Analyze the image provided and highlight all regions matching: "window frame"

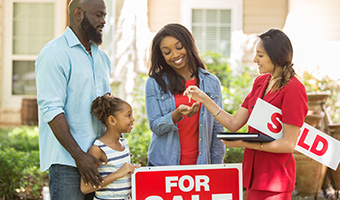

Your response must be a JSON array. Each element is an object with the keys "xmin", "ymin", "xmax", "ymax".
[
  {"xmin": 180, "ymin": 0, "xmax": 243, "ymax": 56},
  {"xmin": 2, "ymin": 0, "xmax": 67, "ymax": 108}
]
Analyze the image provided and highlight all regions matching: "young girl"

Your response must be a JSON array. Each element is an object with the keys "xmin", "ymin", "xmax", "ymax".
[{"xmin": 81, "ymin": 93, "xmax": 140, "ymax": 200}]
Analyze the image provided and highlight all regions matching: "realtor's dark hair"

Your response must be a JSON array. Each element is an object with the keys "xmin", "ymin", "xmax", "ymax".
[{"xmin": 259, "ymin": 29, "xmax": 295, "ymax": 91}]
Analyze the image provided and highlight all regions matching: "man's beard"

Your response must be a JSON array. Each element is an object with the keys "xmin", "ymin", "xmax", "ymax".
[{"xmin": 81, "ymin": 13, "xmax": 103, "ymax": 45}]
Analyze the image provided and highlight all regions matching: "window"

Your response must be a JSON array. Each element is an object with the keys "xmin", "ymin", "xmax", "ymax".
[
  {"xmin": 12, "ymin": 2, "xmax": 54, "ymax": 95},
  {"xmin": 192, "ymin": 9, "xmax": 232, "ymax": 57},
  {"xmin": 2, "ymin": 0, "xmax": 67, "ymax": 107},
  {"xmin": 181, "ymin": 0, "xmax": 242, "ymax": 58}
]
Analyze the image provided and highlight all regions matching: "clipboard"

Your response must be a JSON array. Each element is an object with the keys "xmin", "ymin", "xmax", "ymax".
[{"xmin": 217, "ymin": 132, "xmax": 275, "ymax": 142}]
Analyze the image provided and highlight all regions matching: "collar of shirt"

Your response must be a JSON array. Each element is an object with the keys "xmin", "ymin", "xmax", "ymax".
[{"xmin": 64, "ymin": 26, "xmax": 98, "ymax": 55}]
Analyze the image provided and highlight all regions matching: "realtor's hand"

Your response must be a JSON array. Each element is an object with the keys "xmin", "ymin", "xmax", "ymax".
[{"xmin": 183, "ymin": 86, "xmax": 209, "ymax": 104}]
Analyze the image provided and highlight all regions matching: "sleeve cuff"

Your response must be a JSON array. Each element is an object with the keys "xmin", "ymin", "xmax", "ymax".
[{"xmin": 41, "ymin": 107, "xmax": 65, "ymax": 123}]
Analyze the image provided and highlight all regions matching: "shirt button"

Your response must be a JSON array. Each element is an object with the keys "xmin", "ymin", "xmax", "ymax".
[
  {"xmin": 199, "ymin": 152, "xmax": 202, "ymax": 155},
  {"xmin": 200, "ymin": 124, "xmax": 203, "ymax": 127},
  {"xmin": 201, "ymin": 111, "xmax": 204, "ymax": 114}
]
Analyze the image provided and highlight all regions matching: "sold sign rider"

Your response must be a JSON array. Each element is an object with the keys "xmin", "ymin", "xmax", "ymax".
[{"xmin": 248, "ymin": 98, "xmax": 340, "ymax": 170}]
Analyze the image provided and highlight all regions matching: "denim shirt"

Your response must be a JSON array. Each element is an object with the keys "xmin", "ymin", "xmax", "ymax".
[
  {"xmin": 145, "ymin": 68, "xmax": 225, "ymax": 166},
  {"xmin": 35, "ymin": 27, "xmax": 111, "ymax": 171}
]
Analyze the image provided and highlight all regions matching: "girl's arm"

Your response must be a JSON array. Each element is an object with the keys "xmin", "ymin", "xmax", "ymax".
[
  {"xmin": 184, "ymin": 86, "xmax": 249, "ymax": 132},
  {"xmin": 80, "ymin": 146, "xmax": 135, "ymax": 194}
]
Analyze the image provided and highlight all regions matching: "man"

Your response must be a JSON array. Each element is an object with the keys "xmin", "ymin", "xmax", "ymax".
[{"xmin": 35, "ymin": 0, "xmax": 110, "ymax": 199}]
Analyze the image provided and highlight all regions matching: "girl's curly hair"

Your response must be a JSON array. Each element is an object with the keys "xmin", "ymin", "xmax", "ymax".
[{"xmin": 90, "ymin": 93, "xmax": 126, "ymax": 126}]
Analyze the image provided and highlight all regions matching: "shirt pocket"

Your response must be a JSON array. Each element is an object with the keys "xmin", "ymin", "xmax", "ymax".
[
  {"xmin": 206, "ymin": 92, "xmax": 218, "ymax": 102},
  {"xmin": 157, "ymin": 93, "xmax": 173, "ymax": 115}
]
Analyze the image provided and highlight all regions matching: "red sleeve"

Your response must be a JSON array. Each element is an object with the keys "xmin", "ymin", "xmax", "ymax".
[{"xmin": 281, "ymin": 77, "xmax": 308, "ymax": 127}]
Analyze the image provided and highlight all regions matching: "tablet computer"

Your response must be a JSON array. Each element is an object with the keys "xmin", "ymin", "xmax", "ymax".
[{"xmin": 217, "ymin": 132, "xmax": 275, "ymax": 142}]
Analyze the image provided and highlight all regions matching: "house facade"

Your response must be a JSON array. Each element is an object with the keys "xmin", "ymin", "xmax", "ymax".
[{"xmin": 0, "ymin": 0, "xmax": 339, "ymax": 125}]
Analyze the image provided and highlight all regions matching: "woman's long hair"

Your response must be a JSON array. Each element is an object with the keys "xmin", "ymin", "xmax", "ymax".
[
  {"xmin": 259, "ymin": 29, "xmax": 295, "ymax": 91},
  {"xmin": 148, "ymin": 23, "xmax": 206, "ymax": 94}
]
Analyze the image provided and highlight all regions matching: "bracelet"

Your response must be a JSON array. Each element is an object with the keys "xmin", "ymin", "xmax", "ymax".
[
  {"xmin": 213, "ymin": 108, "xmax": 222, "ymax": 117},
  {"xmin": 260, "ymin": 142, "xmax": 263, "ymax": 151}
]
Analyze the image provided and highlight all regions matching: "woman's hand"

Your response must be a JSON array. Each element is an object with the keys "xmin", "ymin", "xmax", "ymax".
[
  {"xmin": 183, "ymin": 86, "xmax": 208, "ymax": 104},
  {"xmin": 178, "ymin": 102, "xmax": 200, "ymax": 118}
]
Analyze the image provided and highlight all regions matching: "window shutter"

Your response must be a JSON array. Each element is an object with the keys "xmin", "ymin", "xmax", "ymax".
[{"xmin": 192, "ymin": 9, "xmax": 231, "ymax": 57}]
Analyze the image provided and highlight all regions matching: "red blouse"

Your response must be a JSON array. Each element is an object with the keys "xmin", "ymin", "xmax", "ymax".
[
  {"xmin": 174, "ymin": 79, "xmax": 201, "ymax": 165},
  {"xmin": 241, "ymin": 73, "xmax": 308, "ymax": 192}
]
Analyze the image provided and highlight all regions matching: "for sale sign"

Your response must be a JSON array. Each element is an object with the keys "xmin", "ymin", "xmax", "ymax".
[
  {"xmin": 248, "ymin": 98, "xmax": 340, "ymax": 170},
  {"xmin": 132, "ymin": 164, "xmax": 242, "ymax": 200}
]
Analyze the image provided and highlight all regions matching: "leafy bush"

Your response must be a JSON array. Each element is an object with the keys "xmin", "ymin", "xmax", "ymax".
[
  {"xmin": 224, "ymin": 147, "xmax": 244, "ymax": 163},
  {"xmin": 0, "ymin": 126, "xmax": 47, "ymax": 200},
  {"xmin": 8, "ymin": 126, "xmax": 39, "ymax": 152},
  {"xmin": 300, "ymin": 70, "xmax": 340, "ymax": 123},
  {"xmin": 0, "ymin": 147, "xmax": 26, "ymax": 199}
]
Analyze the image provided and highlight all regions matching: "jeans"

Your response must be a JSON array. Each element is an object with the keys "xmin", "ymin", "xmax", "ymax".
[{"xmin": 49, "ymin": 164, "xmax": 85, "ymax": 200}]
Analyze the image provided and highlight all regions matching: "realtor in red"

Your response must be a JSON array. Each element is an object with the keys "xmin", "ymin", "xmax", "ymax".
[{"xmin": 184, "ymin": 29, "xmax": 308, "ymax": 199}]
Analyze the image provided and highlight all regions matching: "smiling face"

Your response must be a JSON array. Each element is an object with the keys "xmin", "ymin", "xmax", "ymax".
[
  {"xmin": 159, "ymin": 36, "xmax": 190, "ymax": 75},
  {"xmin": 253, "ymin": 40, "xmax": 275, "ymax": 75},
  {"xmin": 113, "ymin": 103, "xmax": 134, "ymax": 134}
]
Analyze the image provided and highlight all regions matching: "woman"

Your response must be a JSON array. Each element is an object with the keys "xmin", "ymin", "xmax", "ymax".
[
  {"xmin": 145, "ymin": 23, "xmax": 225, "ymax": 166},
  {"xmin": 184, "ymin": 29, "xmax": 308, "ymax": 199}
]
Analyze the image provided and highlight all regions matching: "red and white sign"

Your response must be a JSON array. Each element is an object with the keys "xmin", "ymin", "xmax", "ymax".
[
  {"xmin": 248, "ymin": 98, "xmax": 340, "ymax": 170},
  {"xmin": 132, "ymin": 164, "xmax": 242, "ymax": 200}
]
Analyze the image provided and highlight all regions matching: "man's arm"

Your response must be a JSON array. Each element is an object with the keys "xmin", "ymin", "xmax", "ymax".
[{"xmin": 48, "ymin": 113, "xmax": 105, "ymax": 187}]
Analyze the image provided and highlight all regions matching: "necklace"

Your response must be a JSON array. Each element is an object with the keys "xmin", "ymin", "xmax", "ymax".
[{"xmin": 86, "ymin": 49, "xmax": 91, "ymax": 53}]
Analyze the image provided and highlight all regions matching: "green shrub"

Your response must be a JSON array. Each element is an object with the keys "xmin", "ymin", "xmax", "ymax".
[
  {"xmin": 0, "ymin": 126, "xmax": 47, "ymax": 200},
  {"xmin": 0, "ymin": 147, "xmax": 26, "ymax": 199},
  {"xmin": 224, "ymin": 147, "xmax": 244, "ymax": 163},
  {"xmin": 8, "ymin": 126, "xmax": 39, "ymax": 152}
]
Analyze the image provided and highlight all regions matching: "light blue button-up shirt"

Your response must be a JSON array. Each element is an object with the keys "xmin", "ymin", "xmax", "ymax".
[
  {"xmin": 35, "ymin": 27, "xmax": 111, "ymax": 171},
  {"xmin": 145, "ymin": 68, "xmax": 226, "ymax": 166}
]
